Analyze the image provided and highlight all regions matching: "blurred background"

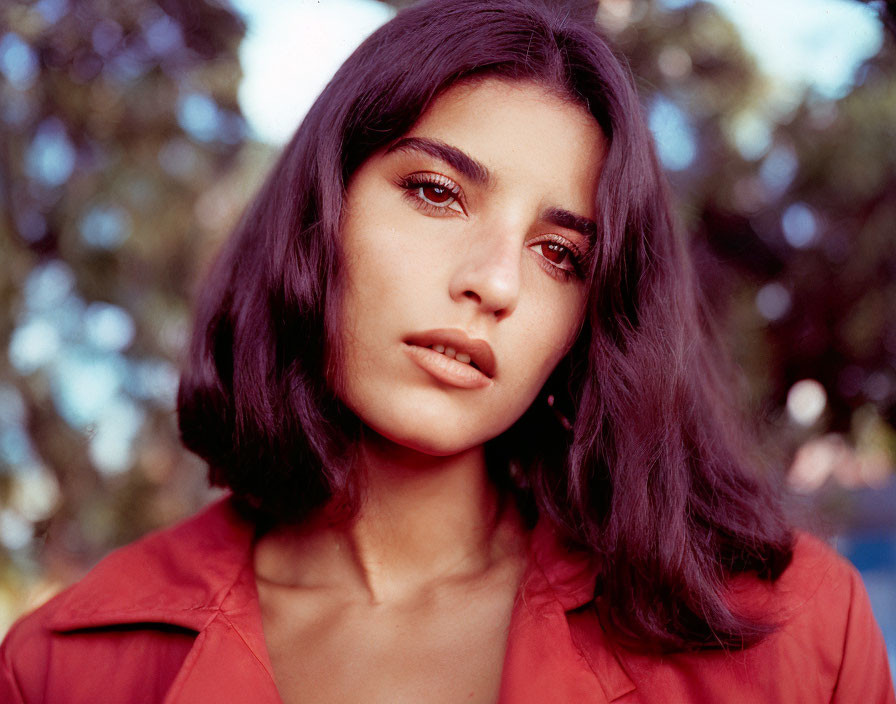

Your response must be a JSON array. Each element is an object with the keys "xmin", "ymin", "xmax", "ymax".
[{"xmin": 0, "ymin": 0, "xmax": 894, "ymax": 671}]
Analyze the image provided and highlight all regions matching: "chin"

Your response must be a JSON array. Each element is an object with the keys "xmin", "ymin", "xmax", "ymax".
[
  {"xmin": 364, "ymin": 416, "xmax": 496, "ymax": 457},
  {"xmin": 382, "ymin": 428, "xmax": 479, "ymax": 457}
]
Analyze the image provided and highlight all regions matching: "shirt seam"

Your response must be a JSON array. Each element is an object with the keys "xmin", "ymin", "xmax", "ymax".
[
  {"xmin": 827, "ymin": 563, "xmax": 857, "ymax": 703},
  {"xmin": 1, "ymin": 651, "xmax": 27, "ymax": 704}
]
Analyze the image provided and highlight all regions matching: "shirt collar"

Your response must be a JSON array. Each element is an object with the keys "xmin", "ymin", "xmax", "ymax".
[
  {"xmin": 46, "ymin": 497, "xmax": 602, "ymax": 629},
  {"xmin": 498, "ymin": 519, "xmax": 635, "ymax": 703},
  {"xmin": 46, "ymin": 496, "xmax": 634, "ymax": 703},
  {"xmin": 46, "ymin": 495, "xmax": 256, "ymax": 633}
]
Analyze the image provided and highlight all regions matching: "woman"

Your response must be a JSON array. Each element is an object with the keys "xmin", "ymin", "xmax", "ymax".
[{"xmin": 2, "ymin": 1, "xmax": 893, "ymax": 702}]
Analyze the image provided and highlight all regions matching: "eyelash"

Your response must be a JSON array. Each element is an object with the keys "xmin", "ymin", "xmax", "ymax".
[
  {"xmin": 396, "ymin": 172, "xmax": 586, "ymax": 283},
  {"xmin": 398, "ymin": 172, "xmax": 464, "ymax": 214},
  {"xmin": 531, "ymin": 235, "xmax": 585, "ymax": 282}
]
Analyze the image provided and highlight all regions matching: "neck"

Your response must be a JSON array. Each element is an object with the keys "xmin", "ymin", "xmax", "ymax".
[{"xmin": 255, "ymin": 430, "xmax": 525, "ymax": 603}]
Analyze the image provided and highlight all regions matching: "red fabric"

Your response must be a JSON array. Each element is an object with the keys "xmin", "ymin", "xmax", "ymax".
[{"xmin": 1, "ymin": 497, "xmax": 893, "ymax": 703}]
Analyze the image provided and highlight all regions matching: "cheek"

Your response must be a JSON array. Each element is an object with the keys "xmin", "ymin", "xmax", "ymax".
[
  {"xmin": 341, "ymin": 207, "xmax": 433, "ymax": 303},
  {"xmin": 518, "ymin": 289, "xmax": 586, "ymax": 379},
  {"xmin": 342, "ymin": 228, "xmax": 393, "ymax": 304}
]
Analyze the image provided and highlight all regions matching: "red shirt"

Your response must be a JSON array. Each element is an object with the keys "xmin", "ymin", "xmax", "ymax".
[{"xmin": 1, "ymin": 497, "xmax": 893, "ymax": 703}]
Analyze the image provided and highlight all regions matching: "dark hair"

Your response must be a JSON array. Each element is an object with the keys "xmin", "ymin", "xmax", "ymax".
[{"xmin": 178, "ymin": 0, "xmax": 794, "ymax": 652}]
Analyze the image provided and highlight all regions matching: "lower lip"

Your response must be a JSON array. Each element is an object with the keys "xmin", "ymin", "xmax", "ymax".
[{"xmin": 403, "ymin": 344, "xmax": 493, "ymax": 389}]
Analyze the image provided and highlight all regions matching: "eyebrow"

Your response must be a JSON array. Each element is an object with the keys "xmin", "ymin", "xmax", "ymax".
[
  {"xmin": 387, "ymin": 137, "xmax": 491, "ymax": 184},
  {"xmin": 543, "ymin": 207, "xmax": 598, "ymax": 247},
  {"xmin": 386, "ymin": 136, "xmax": 598, "ymax": 246}
]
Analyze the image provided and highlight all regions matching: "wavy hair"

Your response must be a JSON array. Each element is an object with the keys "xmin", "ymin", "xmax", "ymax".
[{"xmin": 178, "ymin": 0, "xmax": 794, "ymax": 651}]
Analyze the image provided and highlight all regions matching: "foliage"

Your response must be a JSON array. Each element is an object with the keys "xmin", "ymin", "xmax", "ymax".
[
  {"xmin": 594, "ymin": 1, "xmax": 896, "ymax": 475},
  {"xmin": 0, "ymin": 0, "xmax": 254, "ymax": 627}
]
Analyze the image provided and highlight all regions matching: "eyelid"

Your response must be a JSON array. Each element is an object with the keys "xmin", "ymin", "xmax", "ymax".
[
  {"xmin": 530, "ymin": 232, "xmax": 585, "ymax": 268},
  {"xmin": 534, "ymin": 232, "xmax": 584, "ymax": 261},
  {"xmin": 405, "ymin": 171, "xmax": 462, "ymax": 196}
]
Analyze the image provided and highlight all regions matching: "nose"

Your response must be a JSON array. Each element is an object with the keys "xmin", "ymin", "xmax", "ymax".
[{"xmin": 448, "ymin": 220, "xmax": 521, "ymax": 320}]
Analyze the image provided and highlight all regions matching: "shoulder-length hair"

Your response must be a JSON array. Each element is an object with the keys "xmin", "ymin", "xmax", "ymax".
[{"xmin": 178, "ymin": 0, "xmax": 793, "ymax": 651}]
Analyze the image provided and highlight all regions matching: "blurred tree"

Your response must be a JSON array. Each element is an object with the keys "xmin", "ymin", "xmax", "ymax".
[
  {"xmin": 0, "ymin": 0, "xmax": 249, "ymax": 625},
  {"xmin": 761, "ymin": 42, "xmax": 896, "ymax": 436},
  {"xmin": 595, "ymin": 0, "xmax": 896, "ymax": 481}
]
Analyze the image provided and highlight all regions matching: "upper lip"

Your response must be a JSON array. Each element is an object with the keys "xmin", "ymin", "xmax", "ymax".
[{"xmin": 404, "ymin": 328, "xmax": 497, "ymax": 378}]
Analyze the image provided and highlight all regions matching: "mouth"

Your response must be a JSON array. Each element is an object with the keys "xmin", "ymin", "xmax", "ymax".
[{"xmin": 403, "ymin": 328, "xmax": 497, "ymax": 389}]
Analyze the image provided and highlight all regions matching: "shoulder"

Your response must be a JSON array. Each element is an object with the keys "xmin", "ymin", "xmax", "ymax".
[
  {"xmin": 770, "ymin": 531, "xmax": 895, "ymax": 703},
  {"xmin": 0, "ymin": 496, "xmax": 254, "ymax": 704},
  {"xmin": 602, "ymin": 532, "xmax": 895, "ymax": 703},
  {"xmin": 742, "ymin": 531, "xmax": 893, "ymax": 703},
  {"xmin": 744, "ymin": 531, "xmax": 884, "ymax": 661},
  {"xmin": 756, "ymin": 530, "xmax": 860, "ymax": 624},
  {"xmin": 5, "ymin": 495, "xmax": 253, "ymax": 632}
]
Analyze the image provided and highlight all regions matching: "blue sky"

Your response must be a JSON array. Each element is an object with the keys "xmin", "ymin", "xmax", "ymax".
[{"xmin": 231, "ymin": 0, "xmax": 884, "ymax": 145}]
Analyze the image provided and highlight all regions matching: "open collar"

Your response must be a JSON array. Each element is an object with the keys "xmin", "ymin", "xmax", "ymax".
[
  {"xmin": 46, "ymin": 496, "xmax": 635, "ymax": 703},
  {"xmin": 497, "ymin": 519, "xmax": 636, "ymax": 703}
]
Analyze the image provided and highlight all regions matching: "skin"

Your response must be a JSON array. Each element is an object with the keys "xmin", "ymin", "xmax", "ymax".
[{"xmin": 254, "ymin": 78, "xmax": 606, "ymax": 704}]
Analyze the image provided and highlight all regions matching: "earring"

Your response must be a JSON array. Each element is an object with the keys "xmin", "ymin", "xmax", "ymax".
[{"xmin": 545, "ymin": 393, "xmax": 573, "ymax": 431}]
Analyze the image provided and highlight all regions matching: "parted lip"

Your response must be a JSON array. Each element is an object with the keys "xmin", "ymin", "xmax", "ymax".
[{"xmin": 404, "ymin": 328, "xmax": 497, "ymax": 378}]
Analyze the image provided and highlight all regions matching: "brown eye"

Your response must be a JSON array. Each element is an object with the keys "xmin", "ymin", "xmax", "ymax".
[
  {"xmin": 539, "ymin": 242, "xmax": 572, "ymax": 268},
  {"xmin": 400, "ymin": 173, "xmax": 464, "ymax": 214},
  {"xmin": 528, "ymin": 238, "xmax": 583, "ymax": 282},
  {"xmin": 419, "ymin": 184, "xmax": 454, "ymax": 205}
]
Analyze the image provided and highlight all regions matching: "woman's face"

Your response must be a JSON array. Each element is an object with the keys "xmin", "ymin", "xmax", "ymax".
[{"xmin": 335, "ymin": 78, "xmax": 605, "ymax": 456}]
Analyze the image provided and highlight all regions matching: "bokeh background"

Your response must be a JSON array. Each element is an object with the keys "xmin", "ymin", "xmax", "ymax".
[{"xmin": 1, "ymin": 0, "xmax": 894, "ymax": 672}]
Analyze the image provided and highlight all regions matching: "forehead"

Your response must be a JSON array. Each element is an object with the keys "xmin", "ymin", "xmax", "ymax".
[{"xmin": 400, "ymin": 78, "xmax": 606, "ymax": 213}]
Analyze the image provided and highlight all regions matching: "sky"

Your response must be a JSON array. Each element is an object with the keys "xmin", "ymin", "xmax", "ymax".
[
  {"xmin": 231, "ymin": 0, "xmax": 885, "ymax": 146},
  {"xmin": 709, "ymin": 0, "xmax": 883, "ymax": 97},
  {"xmin": 231, "ymin": 0, "xmax": 395, "ymax": 145}
]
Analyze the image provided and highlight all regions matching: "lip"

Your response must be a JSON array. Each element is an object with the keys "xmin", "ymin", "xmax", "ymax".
[{"xmin": 403, "ymin": 328, "xmax": 496, "ymax": 389}]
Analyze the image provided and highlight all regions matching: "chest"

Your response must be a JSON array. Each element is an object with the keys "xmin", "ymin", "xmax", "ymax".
[{"xmin": 258, "ymin": 579, "xmax": 520, "ymax": 704}]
